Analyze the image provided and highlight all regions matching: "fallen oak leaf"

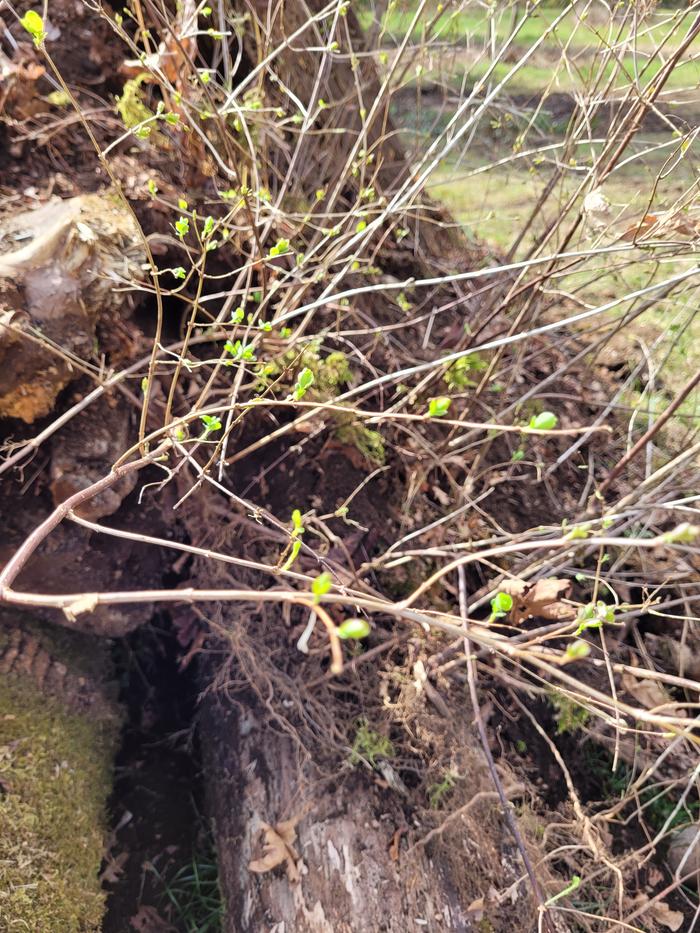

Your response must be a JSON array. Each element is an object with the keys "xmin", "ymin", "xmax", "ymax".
[
  {"xmin": 248, "ymin": 818, "xmax": 301, "ymax": 882},
  {"xmin": 499, "ymin": 578, "xmax": 575, "ymax": 625},
  {"xmin": 621, "ymin": 669, "xmax": 682, "ymax": 714}
]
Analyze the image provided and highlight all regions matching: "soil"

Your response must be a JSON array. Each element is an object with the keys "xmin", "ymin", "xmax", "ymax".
[{"xmin": 102, "ymin": 619, "xmax": 206, "ymax": 933}]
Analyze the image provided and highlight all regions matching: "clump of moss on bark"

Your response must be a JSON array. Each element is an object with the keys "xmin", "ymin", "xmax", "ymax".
[{"xmin": 0, "ymin": 641, "xmax": 118, "ymax": 931}]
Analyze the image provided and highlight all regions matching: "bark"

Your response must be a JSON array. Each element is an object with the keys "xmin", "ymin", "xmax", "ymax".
[
  {"xmin": 199, "ymin": 684, "xmax": 537, "ymax": 933},
  {"xmin": 0, "ymin": 191, "xmax": 172, "ymax": 637}
]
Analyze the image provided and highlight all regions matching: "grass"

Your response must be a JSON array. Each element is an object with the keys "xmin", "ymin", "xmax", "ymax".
[
  {"xmin": 360, "ymin": 3, "xmax": 695, "ymax": 52},
  {"xmin": 152, "ymin": 848, "xmax": 223, "ymax": 933},
  {"xmin": 360, "ymin": 2, "xmax": 700, "ymax": 94},
  {"xmin": 422, "ymin": 128, "xmax": 697, "ymax": 246},
  {"xmin": 409, "ymin": 115, "xmax": 700, "ymax": 414},
  {"xmin": 432, "ymin": 54, "xmax": 700, "ymax": 95},
  {"xmin": 362, "ymin": 0, "xmax": 700, "ymax": 494}
]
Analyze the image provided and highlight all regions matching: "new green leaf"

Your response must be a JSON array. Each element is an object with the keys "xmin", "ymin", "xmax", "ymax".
[
  {"xmin": 490, "ymin": 591, "xmax": 513, "ymax": 619},
  {"xmin": 428, "ymin": 396, "xmax": 451, "ymax": 418},
  {"xmin": 200, "ymin": 414, "xmax": 222, "ymax": 433},
  {"xmin": 528, "ymin": 411, "xmax": 558, "ymax": 431},
  {"xmin": 21, "ymin": 10, "xmax": 46, "ymax": 45},
  {"xmin": 311, "ymin": 572, "xmax": 332, "ymax": 601},
  {"xmin": 337, "ymin": 618, "xmax": 371, "ymax": 640}
]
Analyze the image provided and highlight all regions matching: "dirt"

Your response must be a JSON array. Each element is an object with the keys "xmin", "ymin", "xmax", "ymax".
[{"xmin": 102, "ymin": 619, "xmax": 207, "ymax": 933}]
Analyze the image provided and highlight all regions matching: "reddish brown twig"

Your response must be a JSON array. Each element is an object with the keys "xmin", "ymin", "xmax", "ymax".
[{"xmin": 0, "ymin": 445, "xmax": 168, "ymax": 599}]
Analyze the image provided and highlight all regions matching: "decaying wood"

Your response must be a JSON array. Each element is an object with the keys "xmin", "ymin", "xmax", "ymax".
[
  {"xmin": 199, "ymin": 684, "xmax": 540, "ymax": 933},
  {"xmin": 0, "ymin": 194, "xmax": 143, "ymax": 423}
]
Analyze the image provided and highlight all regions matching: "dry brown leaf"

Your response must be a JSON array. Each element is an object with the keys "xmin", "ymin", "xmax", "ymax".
[
  {"xmin": 500, "ymin": 578, "xmax": 575, "ymax": 625},
  {"xmin": 388, "ymin": 826, "xmax": 406, "ymax": 862},
  {"xmin": 121, "ymin": 0, "xmax": 196, "ymax": 98},
  {"xmin": 129, "ymin": 905, "xmax": 177, "ymax": 933},
  {"xmin": 621, "ymin": 669, "xmax": 683, "ymax": 715},
  {"xmin": 160, "ymin": 0, "xmax": 198, "ymax": 90},
  {"xmin": 620, "ymin": 211, "xmax": 700, "ymax": 243},
  {"xmin": 0, "ymin": 48, "xmax": 46, "ymax": 121},
  {"xmin": 647, "ymin": 899, "xmax": 684, "ymax": 931},
  {"xmin": 466, "ymin": 896, "xmax": 485, "ymax": 921},
  {"xmin": 620, "ymin": 213, "xmax": 659, "ymax": 241},
  {"xmin": 99, "ymin": 849, "xmax": 128, "ymax": 884},
  {"xmin": 646, "ymin": 634, "xmax": 700, "ymax": 680},
  {"xmin": 248, "ymin": 819, "xmax": 301, "ymax": 882}
]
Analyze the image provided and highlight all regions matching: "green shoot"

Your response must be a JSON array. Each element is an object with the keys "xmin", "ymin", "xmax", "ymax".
[
  {"xmin": 490, "ymin": 591, "xmax": 513, "ymax": 621},
  {"xmin": 574, "ymin": 601, "xmax": 615, "ymax": 637},
  {"xmin": 292, "ymin": 367, "xmax": 315, "ymax": 400},
  {"xmin": 565, "ymin": 639, "xmax": 591, "ymax": 661},
  {"xmin": 337, "ymin": 618, "xmax": 371, "ymax": 640},
  {"xmin": 311, "ymin": 572, "xmax": 332, "ymax": 602},
  {"xmin": 200, "ymin": 414, "xmax": 222, "ymax": 434},
  {"xmin": 545, "ymin": 875, "xmax": 581, "ymax": 907},
  {"xmin": 528, "ymin": 411, "xmax": 558, "ymax": 431},
  {"xmin": 291, "ymin": 509, "xmax": 304, "ymax": 536},
  {"xmin": 268, "ymin": 238, "xmax": 290, "ymax": 258},
  {"xmin": 20, "ymin": 10, "xmax": 46, "ymax": 45},
  {"xmin": 663, "ymin": 523, "xmax": 699, "ymax": 544},
  {"xmin": 200, "ymin": 415, "xmax": 221, "ymax": 437},
  {"xmin": 428, "ymin": 396, "xmax": 451, "ymax": 418}
]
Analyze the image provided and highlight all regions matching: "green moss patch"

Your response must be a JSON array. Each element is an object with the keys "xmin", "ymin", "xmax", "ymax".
[{"xmin": 0, "ymin": 675, "xmax": 118, "ymax": 931}]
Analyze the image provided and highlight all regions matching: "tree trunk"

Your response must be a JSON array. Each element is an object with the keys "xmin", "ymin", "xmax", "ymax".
[{"xmin": 0, "ymin": 2, "xmax": 557, "ymax": 930}]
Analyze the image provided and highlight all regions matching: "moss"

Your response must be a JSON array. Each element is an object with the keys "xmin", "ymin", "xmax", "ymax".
[
  {"xmin": 316, "ymin": 351, "xmax": 352, "ymax": 394},
  {"xmin": 115, "ymin": 73, "xmax": 153, "ymax": 129},
  {"xmin": 258, "ymin": 341, "xmax": 351, "ymax": 396},
  {"xmin": 0, "ymin": 674, "xmax": 117, "ymax": 930},
  {"xmin": 551, "ymin": 691, "xmax": 590, "ymax": 735},
  {"xmin": 444, "ymin": 352, "xmax": 487, "ymax": 391},
  {"xmin": 258, "ymin": 343, "xmax": 385, "ymax": 464},
  {"xmin": 334, "ymin": 421, "xmax": 385, "ymax": 466},
  {"xmin": 428, "ymin": 771, "xmax": 456, "ymax": 810},
  {"xmin": 349, "ymin": 718, "xmax": 394, "ymax": 767}
]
